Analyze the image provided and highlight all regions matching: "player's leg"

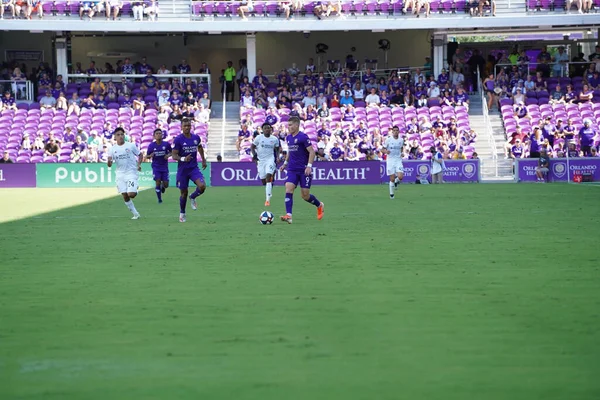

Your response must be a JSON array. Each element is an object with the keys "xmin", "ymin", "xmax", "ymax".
[
  {"xmin": 161, "ymin": 171, "xmax": 169, "ymax": 192},
  {"xmin": 177, "ymin": 170, "xmax": 189, "ymax": 222},
  {"xmin": 264, "ymin": 174, "xmax": 273, "ymax": 205},
  {"xmin": 126, "ymin": 176, "xmax": 140, "ymax": 218},
  {"xmin": 189, "ymin": 170, "xmax": 206, "ymax": 211},
  {"xmin": 281, "ymin": 172, "xmax": 299, "ymax": 223},
  {"xmin": 299, "ymin": 174, "xmax": 324, "ymax": 220},
  {"xmin": 154, "ymin": 178, "xmax": 163, "ymax": 203}
]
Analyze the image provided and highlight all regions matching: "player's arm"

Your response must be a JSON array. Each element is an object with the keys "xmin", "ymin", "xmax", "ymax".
[
  {"xmin": 172, "ymin": 148, "xmax": 189, "ymax": 162},
  {"xmin": 305, "ymin": 145, "xmax": 316, "ymax": 176},
  {"xmin": 144, "ymin": 147, "xmax": 153, "ymax": 162},
  {"xmin": 251, "ymin": 143, "xmax": 258, "ymax": 163},
  {"xmin": 197, "ymin": 144, "xmax": 207, "ymax": 170},
  {"xmin": 165, "ymin": 145, "xmax": 172, "ymax": 160},
  {"xmin": 107, "ymin": 149, "xmax": 113, "ymax": 168}
]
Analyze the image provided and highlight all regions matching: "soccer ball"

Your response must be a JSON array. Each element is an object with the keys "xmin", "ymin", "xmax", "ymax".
[{"xmin": 259, "ymin": 211, "xmax": 274, "ymax": 225}]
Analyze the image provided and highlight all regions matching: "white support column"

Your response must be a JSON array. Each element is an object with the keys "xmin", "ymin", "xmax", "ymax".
[
  {"xmin": 246, "ymin": 33, "xmax": 257, "ymax": 82},
  {"xmin": 432, "ymin": 34, "xmax": 447, "ymax": 79},
  {"xmin": 55, "ymin": 37, "xmax": 68, "ymax": 81}
]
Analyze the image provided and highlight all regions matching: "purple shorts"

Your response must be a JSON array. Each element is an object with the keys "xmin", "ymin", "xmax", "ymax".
[
  {"xmin": 176, "ymin": 167, "xmax": 204, "ymax": 189},
  {"xmin": 286, "ymin": 170, "xmax": 312, "ymax": 189},
  {"xmin": 152, "ymin": 169, "xmax": 169, "ymax": 182}
]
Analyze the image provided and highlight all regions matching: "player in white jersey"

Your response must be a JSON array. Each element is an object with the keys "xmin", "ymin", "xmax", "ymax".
[
  {"xmin": 251, "ymin": 123, "xmax": 281, "ymax": 206},
  {"xmin": 382, "ymin": 126, "xmax": 405, "ymax": 199},
  {"xmin": 107, "ymin": 128, "xmax": 143, "ymax": 219}
]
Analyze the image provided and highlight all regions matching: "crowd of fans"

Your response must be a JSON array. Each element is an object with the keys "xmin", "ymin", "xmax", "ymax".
[
  {"xmin": 0, "ymin": 57, "xmax": 212, "ymax": 164},
  {"xmin": 235, "ymin": 59, "xmax": 478, "ymax": 162},
  {"xmin": 0, "ymin": 0, "xmax": 158, "ymax": 20}
]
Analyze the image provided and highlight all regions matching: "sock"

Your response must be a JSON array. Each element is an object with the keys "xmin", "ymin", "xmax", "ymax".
[
  {"xmin": 395, "ymin": 177, "xmax": 400, "ymax": 184},
  {"xmin": 155, "ymin": 185, "xmax": 162, "ymax": 201},
  {"xmin": 125, "ymin": 200, "xmax": 138, "ymax": 215},
  {"xmin": 190, "ymin": 187, "xmax": 203, "ymax": 199},
  {"xmin": 306, "ymin": 194, "xmax": 321, "ymax": 207},
  {"xmin": 389, "ymin": 182, "xmax": 394, "ymax": 195},
  {"xmin": 266, "ymin": 182, "xmax": 272, "ymax": 200},
  {"xmin": 180, "ymin": 195, "xmax": 187, "ymax": 213},
  {"xmin": 285, "ymin": 192, "xmax": 293, "ymax": 215}
]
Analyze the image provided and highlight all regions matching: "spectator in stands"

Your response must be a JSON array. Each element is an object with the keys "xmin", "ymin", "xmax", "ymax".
[
  {"xmin": 302, "ymin": 89, "xmax": 316, "ymax": 108},
  {"xmin": 238, "ymin": 0, "xmax": 254, "ymax": 20},
  {"xmin": 427, "ymin": 82, "xmax": 440, "ymax": 101},
  {"xmin": 0, "ymin": 150, "xmax": 13, "ymax": 163},
  {"xmin": 329, "ymin": 141, "xmax": 344, "ymax": 161},
  {"xmin": 552, "ymin": 47, "xmax": 569, "ymax": 77},
  {"xmin": 11, "ymin": 67, "xmax": 26, "ymax": 99},
  {"xmin": 414, "ymin": 0, "xmax": 430, "ymax": 17},
  {"xmin": 365, "ymin": 88, "xmax": 380, "ymax": 107},
  {"xmin": 105, "ymin": 0, "xmax": 121, "ymax": 20},
  {"xmin": 21, "ymin": 135, "xmax": 32, "ymax": 151},
  {"xmin": 402, "ymin": 0, "xmax": 414, "ymax": 14},
  {"xmin": 579, "ymin": 119, "xmax": 595, "ymax": 156},
  {"xmin": 513, "ymin": 101, "xmax": 529, "ymax": 120},
  {"xmin": 579, "ymin": 84, "xmax": 594, "ymax": 103},
  {"xmin": 513, "ymin": 87, "xmax": 525, "ymax": 104},
  {"xmin": 121, "ymin": 58, "xmax": 135, "ymax": 74},
  {"xmin": 1, "ymin": 91, "xmax": 16, "ymax": 110},
  {"xmin": 451, "ymin": 67, "xmax": 464, "ymax": 88},
  {"xmin": 549, "ymin": 84, "xmax": 565, "ymax": 105},
  {"xmin": 483, "ymin": 74, "xmax": 496, "ymax": 111},
  {"xmin": 44, "ymin": 138, "xmax": 60, "ymax": 159},
  {"xmin": 535, "ymin": 148, "xmax": 550, "ymax": 182},
  {"xmin": 454, "ymin": 87, "xmax": 469, "ymax": 110},
  {"xmin": 236, "ymin": 124, "xmax": 252, "ymax": 151},
  {"xmin": 80, "ymin": 0, "xmax": 96, "ymax": 19},
  {"xmin": 340, "ymin": 92, "xmax": 354, "ymax": 107},
  {"xmin": 144, "ymin": 0, "xmax": 157, "ymax": 21},
  {"xmin": 39, "ymin": 90, "xmax": 56, "ymax": 109},
  {"xmin": 536, "ymin": 47, "xmax": 552, "ymax": 78},
  {"xmin": 131, "ymin": 0, "xmax": 143, "ymax": 20},
  {"xmin": 1, "ymin": 0, "xmax": 16, "ymax": 19},
  {"xmin": 55, "ymin": 92, "xmax": 67, "ymax": 111},
  {"xmin": 403, "ymin": 88, "xmax": 415, "ymax": 108},
  {"xmin": 566, "ymin": 0, "xmax": 582, "ymax": 13}
]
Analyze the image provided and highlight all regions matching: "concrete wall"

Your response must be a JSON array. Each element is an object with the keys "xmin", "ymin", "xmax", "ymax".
[{"xmin": 0, "ymin": 31, "xmax": 54, "ymax": 73}]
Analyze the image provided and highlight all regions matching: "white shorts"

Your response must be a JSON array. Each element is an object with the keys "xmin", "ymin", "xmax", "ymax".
[
  {"xmin": 257, "ymin": 159, "xmax": 276, "ymax": 179},
  {"xmin": 116, "ymin": 174, "xmax": 139, "ymax": 194},
  {"xmin": 386, "ymin": 158, "xmax": 404, "ymax": 175}
]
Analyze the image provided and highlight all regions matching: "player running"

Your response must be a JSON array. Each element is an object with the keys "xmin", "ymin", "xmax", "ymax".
[
  {"xmin": 382, "ymin": 125, "xmax": 404, "ymax": 199},
  {"xmin": 279, "ymin": 116, "xmax": 324, "ymax": 224},
  {"xmin": 251, "ymin": 123, "xmax": 280, "ymax": 206},
  {"xmin": 145, "ymin": 128, "xmax": 172, "ymax": 204},
  {"xmin": 107, "ymin": 127, "xmax": 143, "ymax": 219},
  {"xmin": 172, "ymin": 118, "xmax": 207, "ymax": 223}
]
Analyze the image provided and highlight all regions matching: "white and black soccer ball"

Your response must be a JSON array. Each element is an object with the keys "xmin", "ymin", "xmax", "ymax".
[{"xmin": 259, "ymin": 211, "xmax": 274, "ymax": 225}]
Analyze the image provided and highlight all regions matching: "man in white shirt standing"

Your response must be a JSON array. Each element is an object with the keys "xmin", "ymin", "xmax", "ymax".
[
  {"xmin": 365, "ymin": 88, "xmax": 381, "ymax": 107},
  {"xmin": 251, "ymin": 123, "xmax": 281, "ymax": 206},
  {"xmin": 107, "ymin": 127, "xmax": 143, "ymax": 219},
  {"xmin": 382, "ymin": 126, "xmax": 405, "ymax": 199},
  {"xmin": 430, "ymin": 145, "xmax": 445, "ymax": 184}
]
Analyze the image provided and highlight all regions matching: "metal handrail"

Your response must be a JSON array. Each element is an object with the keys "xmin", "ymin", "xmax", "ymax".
[
  {"xmin": 0, "ymin": 79, "xmax": 35, "ymax": 102},
  {"xmin": 493, "ymin": 61, "xmax": 591, "ymax": 79},
  {"xmin": 478, "ymin": 68, "xmax": 498, "ymax": 177}
]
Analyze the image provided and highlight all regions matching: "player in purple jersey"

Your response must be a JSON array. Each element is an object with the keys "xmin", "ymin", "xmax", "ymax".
[
  {"xmin": 279, "ymin": 116, "xmax": 324, "ymax": 224},
  {"xmin": 145, "ymin": 128, "xmax": 172, "ymax": 204},
  {"xmin": 172, "ymin": 118, "xmax": 207, "ymax": 223}
]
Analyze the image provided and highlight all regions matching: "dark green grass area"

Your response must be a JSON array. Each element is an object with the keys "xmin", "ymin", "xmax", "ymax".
[{"xmin": 1, "ymin": 184, "xmax": 600, "ymax": 400}]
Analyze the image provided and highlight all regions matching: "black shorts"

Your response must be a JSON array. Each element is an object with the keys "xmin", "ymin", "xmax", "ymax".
[{"xmin": 530, "ymin": 151, "xmax": 540, "ymax": 159}]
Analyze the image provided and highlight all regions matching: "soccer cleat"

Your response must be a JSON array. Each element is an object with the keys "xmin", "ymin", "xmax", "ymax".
[
  {"xmin": 265, "ymin": 200, "xmax": 270, "ymax": 206},
  {"xmin": 158, "ymin": 199, "xmax": 163, "ymax": 204},
  {"xmin": 390, "ymin": 194, "xmax": 395, "ymax": 199},
  {"xmin": 179, "ymin": 213, "xmax": 186, "ymax": 223},
  {"xmin": 317, "ymin": 202, "xmax": 325, "ymax": 220},
  {"xmin": 280, "ymin": 214, "xmax": 293, "ymax": 224},
  {"xmin": 161, "ymin": 186, "xmax": 166, "ymax": 194},
  {"xmin": 131, "ymin": 213, "xmax": 140, "ymax": 220},
  {"xmin": 190, "ymin": 196, "xmax": 197, "ymax": 210}
]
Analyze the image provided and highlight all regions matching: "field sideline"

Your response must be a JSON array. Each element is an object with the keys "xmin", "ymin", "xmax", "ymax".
[{"xmin": 0, "ymin": 184, "xmax": 599, "ymax": 400}]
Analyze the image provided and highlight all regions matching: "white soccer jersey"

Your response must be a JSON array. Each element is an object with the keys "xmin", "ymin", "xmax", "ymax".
[
  {"xmin": 384, "ymin": 136, "xmax": 404, "ymax": 159},
  {"xmin": 253, "ymin": 134, "xmax": 279, "ymax": 162},
  {"xmin": 109, "ymin": 142, "xmax": 140, "ymax": 177}
]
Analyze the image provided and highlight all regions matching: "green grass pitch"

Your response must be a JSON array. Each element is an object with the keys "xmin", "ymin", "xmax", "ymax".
[{"xmin": 1, "ymin": 184, "xmax": 599, "ymax": 400}]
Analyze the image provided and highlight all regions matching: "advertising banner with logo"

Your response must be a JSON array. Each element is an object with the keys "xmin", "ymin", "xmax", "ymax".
[
  {"xmin": 36, "ymin": 163, "xmax": 211, "ymax": 188},
  {"xmin": 211, "ymin": 161, "xmax": 380, "ymax": 186},
  {"xmin": 379, "ymin": 159, "xmax": 480, "ymax": 183},
  {"xmin": 0, "ymin": 164, "xmax": 37, "ymax": 188},
  {"xmin": 516, "ymin": 158, "xmax": 600, "ymax": 182}
]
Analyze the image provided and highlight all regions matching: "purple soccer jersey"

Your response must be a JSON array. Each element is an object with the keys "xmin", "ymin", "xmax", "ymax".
[
  {"xmin": 147, "ymin": 141, "xmax": 172, "ymax": 181},
  {"xmin": 286, "ymin": 132, "xmax": 313, "ymax": 188},
  {"xmin": 173, "ymin": 133, "xmax": 204, "ymax": 189}
]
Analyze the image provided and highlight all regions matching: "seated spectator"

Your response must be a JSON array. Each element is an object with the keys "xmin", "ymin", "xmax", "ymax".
[
  {"xmin": 1, "ymin": 0, "xmax": 16, "ymax": 19},
  {"xmin": 454, "ymin": 87, "xmax": 469, "ymax": 110},
  {"xmin": 305, "ymin": 104, "xmax": 317, "ymax": 121},
  {"xmin": 133, "ymin": 93, "xmax": 145, "ymax": 114},
  {"xmin": 1, "ymin": 91, "xmax": 17, "ymax": 111},
  {"xmin": 80, "ymin": 0, "xmax": 97, "ymax": 19},
  {"xmin": 451, "ymin": 67, "xmax": 465, "ymax": 87},
  {"xmin": 21, "ymin": 135, "xmax": 32, "ymax": 150},
  {"xmin": 578, "ymin": 84, "xmax": 593, "ymax": 103},
  {"xmin": 534, "ymin": 72, "xmax": 547, "ymax": 91},
  {"xmin": 330, "ymin": 93, "xmax": 341, "ymax": 108},
  {"xmin": 513, "ymin": 102, "xmax": 528, "ymax": 120},
  {"xmin": 478, "ymin": 0, "xmax": 495, "ymax": 16},
  {"xmin": 90, "ymin": 77, "xmax": 105, "ymax": 95},
  {"xmin": 427, "ymin": 82, "xmax": 440, "ymax": 100},
  {"xmin": 566, "ymin": 0, "xmax": 582, "ymax": 13},
  {"xmin": 105, "ymin": 0, "xmax": 121, "ymax": 20},
  {"xmin": 352, "ymin": 81, "xmax": 365, "ymax": 101},
  {"xmin": 44, "ymin": 138, "xmax": 60, "ymax": 158},
  {"xmin": 236, "ymin": 124, "xmax": 252, "ymax": 151},
  {"xmin": 535, "ymin": 148, "xmax": 550, "ymax": 182},
  {"xmin": 40, "ymin": 90, "xmax": 57, "ymax": 109},
  {"xmin": 414, "ymin": 0, "xmax": 430, "ymax": 17},
  {"xmin": 302, "ymin": 89, "xmax": 316, "ymax": 108},
  {"xmin": 329, "ymin": 141, "xmax": 344, "ymax": 161},
  {"xmin": 549, "ymin": 85, "xmax": 565, "ymax": 105},
  {"xmin": 564, "ymin": 85, "xmax": 577, "ymax": 103},
  {"xmin": 144, "ymin": 0, "xmax": 157, "ymax": 21},
  {"xmin": 365, "ymin": 88, "xmax": 380, "ymax": 107},
  {"xmin": 513, "ymin": 87, "xmax": 525, "ymax": 104},
  {"xmin": 340, "ymin": 92, "xmax": 354, "ymax": 107},
  {"xmin": 0, "ymin": 150, "xmax": 12, "ymax": 163},
  {"xmin": 132, "ymin": 0, "xmax": 144, "ymax": 20},
  {"xmin": 198, "ymin": 92, "xmax": 211, "ymax": 109},
  {"xmin": 26, "ymin": 0, "xmax": 43, "ymax": 19}
]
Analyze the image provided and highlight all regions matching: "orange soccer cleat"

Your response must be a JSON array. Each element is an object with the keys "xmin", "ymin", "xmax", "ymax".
[
  {"xmin": 265, "ymin": 200, "xmax": 270, "ymax": 207},
  {"xmin": 317, "ymin": 202, "xmax": 325, "ymax": 220},
  {"xmin": 280, "ymin": 214, "xmax": 293, "ymax": 224}
]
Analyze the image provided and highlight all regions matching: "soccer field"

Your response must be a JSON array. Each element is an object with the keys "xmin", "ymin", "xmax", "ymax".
[{"xmin": 1, "ymin": 184, "xmax": 599, "ymax": 400}]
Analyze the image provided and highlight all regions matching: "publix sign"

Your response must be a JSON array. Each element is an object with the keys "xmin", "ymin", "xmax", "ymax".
[{"xmin": 36, "ymin": 163, "xmax": 186, "ymax": 188}]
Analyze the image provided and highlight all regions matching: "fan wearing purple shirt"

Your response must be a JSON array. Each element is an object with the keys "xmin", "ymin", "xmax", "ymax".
[
  {"xmin": 172, "ymin": 118, "xmax": 207, "ymax": 223},
  {"xmin": 146, "ymin": 128, "xmax": 173, "ymax": 204},
  {"xmin": 579, "ymin": 119, "xmax": 596, "ymax": 156},
  {"xmin": 279, "ymin": 116, "xmax": 324, "ymax": 224}
]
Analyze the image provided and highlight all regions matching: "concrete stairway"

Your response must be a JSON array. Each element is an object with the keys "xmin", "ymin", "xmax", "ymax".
[
  {"xmin": 469, "ymin": 94, "xmax": 514, "ymax": 181},
  {"xmin": 206, "ymin": 101, "xmax": 241, "ymax": 161},
  {"xmin": 158, "ymin": 0, "xmax": 191, "ymax": 20}
]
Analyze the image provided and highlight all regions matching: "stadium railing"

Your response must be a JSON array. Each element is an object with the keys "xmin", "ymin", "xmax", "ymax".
[
  {"xmin": 493, "ymin": 61, "xmax": 590, "ymax": 79},
  {"xmin": 1, "ymin": 80, "xmax": 35, "ymax": 102},
  {"xmin": 478, "ymin": 67, "xmax": 498, "ymax": 177}
]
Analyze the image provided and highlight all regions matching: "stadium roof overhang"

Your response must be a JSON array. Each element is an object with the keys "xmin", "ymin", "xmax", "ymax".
[{"xmin": 1, "ymin": 14, "xmax": 599, "ymax": 33}]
